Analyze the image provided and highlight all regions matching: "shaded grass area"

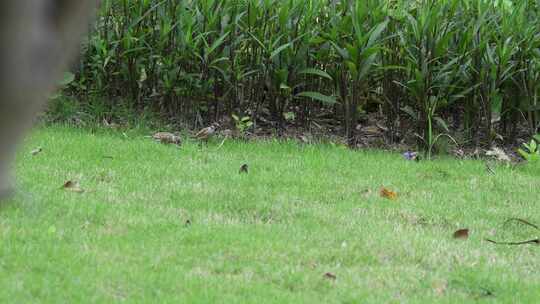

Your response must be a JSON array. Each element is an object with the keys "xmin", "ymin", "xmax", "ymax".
[{"xmin": 1, "ymin": 126, "xmax": 539, "ymax": 303}]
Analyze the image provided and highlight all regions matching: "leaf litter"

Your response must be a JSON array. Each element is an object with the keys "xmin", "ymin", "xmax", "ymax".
[
  {"xmin": 453, "ymin": 229, "xmax": 469, "ymax": 240},
  {"xmin": 380, "ymin": 187, "xmax": 398, "ymax": 200}
]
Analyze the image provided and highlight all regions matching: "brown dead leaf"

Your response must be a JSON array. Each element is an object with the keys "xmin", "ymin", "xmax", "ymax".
[
  {"xmin": 62, "ymin": 180, "xmax": 84, "ymax": 193},
  {"xmin": 453, "ymin": 228, "xmax": 469, "ymax": 239},
  {"xmin": 31, "ymin": 147, "xmax": 43, "ymax": 156},
  {"xmin": 380, "ymin": 187, "xmax": 398, "ymax": 200},
  {"xmin": 323, "ymin": 272, "xmax": 336, "ymax": 280},
  {"xmin": 239, "ymin": 164, "xmax": 249, "ymax": 174}
]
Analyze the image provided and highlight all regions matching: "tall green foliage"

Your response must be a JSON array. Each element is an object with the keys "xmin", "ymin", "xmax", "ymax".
[{"xmin": 69, "ymin": 0, "xmax": 540, "ymax": 151}]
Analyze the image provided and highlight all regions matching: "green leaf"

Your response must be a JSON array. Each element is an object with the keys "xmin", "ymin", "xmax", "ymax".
[
  {"xmin": 270, "ymin": 42, "xmax": 293, "ymax": 60},
  {"xmin": 401, "ymin": 106, "xmax": 418, "ymax": 120},
  {"xmin": 518, "ymin": 148, "xmax": 530, "ymax": 161},
  {"xmin": 366, "ymin": 19, "xmax": 389, "ymax": 49},
  {"xmin": 210, "ymin": 57, "xmax": 229, "ymax": 66},
  {"xmin": 48, "ymin": 225, "xmax": 57, "ymax": 234},
  {"xmin": 279, "ymin": 82, "xmax": 290, "ymax": 88},
  {"xmin": 49, "ymin": 92, "xmax": 61, "ymax": 100},
  {"xmin": 59, "ymin": 72, "xmax": 75, "ymax": 86},
  {"xmin": 330, "ymin": 41, "xmax": 349, "ymax": 60},
  {"xmin": 207, "ymin": 31, "xmax": 230, "ymax": 57},
  {"xmin": 298, "ymin": 68, "xmax": 333, "ymax": 81},
  {"xmin": 296, "ymin": 91, "xmax": 338, "ymax": 104},
  {"xmin": 245, "ymin": 31, "xmax": 266, "ymax": 51},
  {"xmin": 526, "ymin": 104, "xmax": 540, "ymax": 112},
  {"xmin": 434, "ymin": 116, "xmax": 450, "ymax": 133},
  {"xmin": 346, "ymin": 61, "xmax": 358, "ymax": 78},
  {"xmin": 358, "ymin": 53, "xmax": 378, "ymax": 80},
  {"xmin": 491, "ymin": 94, "xmax": 503, "ymax": 118},
  {"xmin": 284, "ymin": 112, "xmax": 295, "ymax": 121}
]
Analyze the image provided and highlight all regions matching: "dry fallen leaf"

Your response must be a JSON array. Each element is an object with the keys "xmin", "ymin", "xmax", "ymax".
[
  {"xmin": 380, "ymin": 187, "xmax": 398, "ymax": 200},
  {"xmin": 62, "ymin": 180, "xmax": 84, "ymax": 193},
  {"xmin": 453, "ymin": 229, "xmax": 469, "ymax": 239},
  {"xmin": 239, "ymin": 164, "xmax": 249, "ymax": 174},
  {"xmin": 323, "ymin": 272, "xmax": 336, "ymax": 280},
  {"xmin": 31, "ymin": 147, "xmax": 43, "ymax": 156}
]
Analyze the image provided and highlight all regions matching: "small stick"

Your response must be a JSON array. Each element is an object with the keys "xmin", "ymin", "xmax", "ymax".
[
  {"xmin": 215, "ymin": 135, "xmax": 229, "ymax": 150},
  {"xmin": 485, "ymin": 238, "xmax": 540, "ymax": 246},
  {"xmin": 503, "ymin": 218, "xmax": 539, "ymax": 230}
]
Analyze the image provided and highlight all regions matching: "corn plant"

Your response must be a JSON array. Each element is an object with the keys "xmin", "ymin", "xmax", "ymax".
[
  {"xmin": 328, "ymin": 0, "xmax": 388, "ymax": 146},
  {"xmin": 60, "ymin": 0, "xmax": 540, "ymax": 155},
  {"xmin": 396, "ymin": 0, "xmax": 464, "ymax": 158}
]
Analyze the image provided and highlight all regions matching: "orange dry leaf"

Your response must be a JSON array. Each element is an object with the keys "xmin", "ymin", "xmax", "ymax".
[{"xmin": 380, "ymin": 187, "xmax": 398, "ymax": 200}]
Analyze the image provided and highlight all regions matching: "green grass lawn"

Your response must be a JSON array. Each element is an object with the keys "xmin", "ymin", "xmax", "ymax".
[{"xmin": 1, "ymin": 126, "xmax": 539, "ymax": 303}]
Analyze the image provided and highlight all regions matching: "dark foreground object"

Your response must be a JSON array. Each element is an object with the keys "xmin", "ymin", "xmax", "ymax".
[{"xmin": 0, "ymin": 1, "xmax": 95, "ymax": 194}]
